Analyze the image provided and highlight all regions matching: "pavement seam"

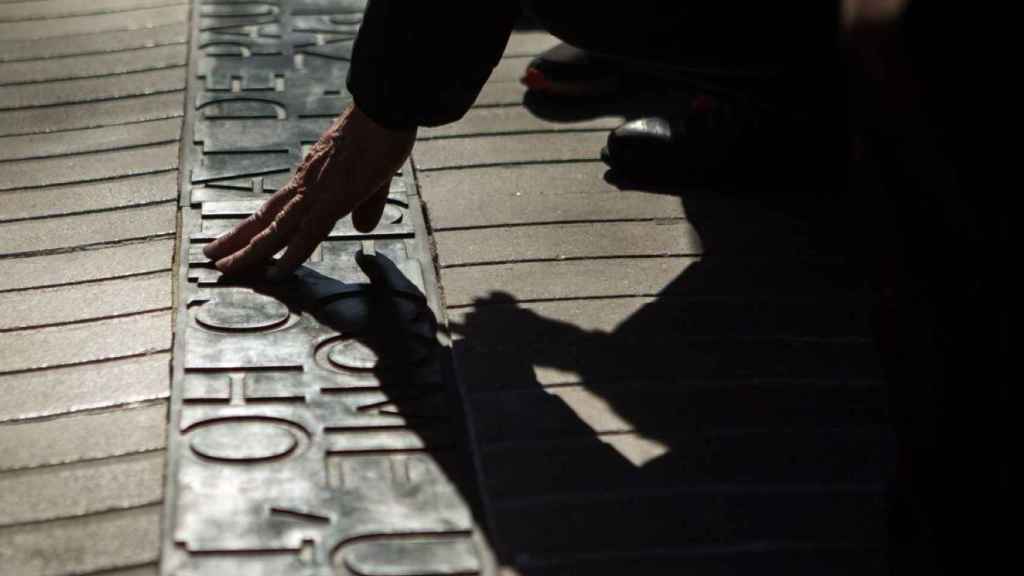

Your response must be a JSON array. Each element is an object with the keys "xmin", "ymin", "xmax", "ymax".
[
  {"xmin": 0, "ymin": 5, "xmax": 188, "ymax": 37},
  {"xmin": 439, "ymin": 253, "xmax": 701, "ymax": 270},
  {"xmin": 0, "ymin": 390, "xmax": 172, "ymax": 425},
  {"xmin": 0, "ymin": 60, "xmax": 188, "ymax": 88},
  {"xmin": 0, "ymin": 138, "xmax": 181, "ymax": 165},
  {"xmin": 0, "ymin": 22, "xmax": 187, "ymax": 63},
  {"xmin": 0, "ymin": 74, "xmax": 186, "ymax": 112},
  {"xmin": 0, "ymin": 1, "xmax": 188, "ymax": 24},
  {"xmin": 0, "ymin": 304, "xmax": 172, "ymax": 334},
  {"xmin": 0, "ymin": 231, "xmax": 177, "ymax": 260},
  {"xmin": 432, "ymin": 216, "xmax": 689, "ymax": 232},
  {"xmin": 0, "ymin": 500, "xmax": 165, "ymax": 530},
  {"xmin": 0, "ymin": 340, "xmax": 170, "ymax": 378},
  {"xmin": 0, "ymin": 446, "xmax": 167, "ymax": 475},
  {"xmin": 417, "ymin": 126, "xmax": 614, "ymax": 141}
]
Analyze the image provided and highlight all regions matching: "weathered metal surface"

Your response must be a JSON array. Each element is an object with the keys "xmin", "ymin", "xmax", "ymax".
[{"xmin": 163, "ymin": 2, "xmax": 492, "ymax": 574}]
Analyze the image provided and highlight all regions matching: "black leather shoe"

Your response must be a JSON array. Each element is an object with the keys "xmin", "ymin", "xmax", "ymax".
[{"xmin": 602, "ymin": 95, "xmax": 739, "ymax": 184}]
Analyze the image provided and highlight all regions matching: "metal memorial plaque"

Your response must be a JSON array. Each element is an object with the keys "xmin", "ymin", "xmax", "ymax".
[{"xmin": 164, "ymin": 2, "xmax": 494, "ymax": 574}]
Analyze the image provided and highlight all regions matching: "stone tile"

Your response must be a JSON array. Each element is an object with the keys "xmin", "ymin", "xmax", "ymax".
[
  {"xmin": 0, "ymin": 22, "xmax": 185, "ymax": 63},
  {"xmin": 493, "ymin": 489, "xmax": 885, "ymax": 557},
  {"xmin": 503, "ymin": 31, "xmax": 560, "ymax": 58},
  {"xmin": 490, "ymin": 56, "xmax": 531, "ymax": 83},
  {"xmin": 414, "ymin": 132, "xmax": 605, "ymax": 171},
  {"xmin": 0, "ymin": 118, "xmax": 181, "ymax": 162},
  {"xmin": 0, "ymin": 142, "xmax": 179, "ymax": 191},
  {"xmin": 0, "ymin": 353, "xmax": 170, "ymax": 423},
  {"xmin": 0, "ymin": 452, "xmax": 164, "ymax": 526},
  {"xmin": 0, "ymin": 203, "xmax": 176, "ymax": 256},
  {"xmin": 507, "ymin": 548, "xmax": 886, "ymax": 575},
  {"xmin": 435, "ymin": 221, "xmax": 700, "ymax": 267},
  {"xmin": 0, "ymin": 0, "xmax": 184, "ymax": 22},
  {"xmin": 0, "ymin": 402, "xmax": 167, "ymax": 471},
  {"xmin": 441, "ymin": 257, "xmax": 698, "ymax": 307},
  {"xmin": 0, "ymin": 44, "xmax": 186, "ymax": 86},
  {"xmin": 418, "ymin": 164, "xmax": 687, "ymax": 229},
  {"xmin": 0, "ymin": 5, "xmax": 188, "ymax": 41},
  {"xmin": 418, "ymin": 106, "xmax": 620, "ymax": 139},
  {"xmin": 449, "ymin": 297, "xmax": 652, "ymax": 337},
  {"xmin": 479, "ymin": 428, "xmax": 886, "ymax": 499},
  {"xmin": 0, "ymin": 272, "xmax": 171, "ymax": 330},
  {"xmin": 0, "ymin": 311, "xmax": 172, "ymax": 373},
  {"xmin": 471, "ymin": 383, "xmax": 887, "ymax": 443},
  {"xmin": 0, "ymin": 67, "xmax": 185, "ymax": 111},
  {"xmin": 448, "ymin": 295, "xmax": 875, "ymax": 345},
  {"xmin": 0, "ymin": 505, "xmax": 161, "ymax": 576},
  {"xmin": 0, "ymin": 170, "xmax": 179, "ymax": 222},
  {"xmin": 474, "ymin": 81, "xmax": 527, "ymax": 107},
  {"xmin": 0, "ymin": 238, "xmax": 173, "ymax": 291},
  {"xmin": 0, "ymin": 92, "xmax": 184, "ymax": 137},
  {"xmin": 101, "ymin": 565, "xmax": 160, "ymax": 576}
]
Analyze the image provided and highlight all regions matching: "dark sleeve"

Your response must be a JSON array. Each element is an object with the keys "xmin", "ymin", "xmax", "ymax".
[{"xmin": 347, "ymin": 0, "xmax": 520, "ymax": 130}]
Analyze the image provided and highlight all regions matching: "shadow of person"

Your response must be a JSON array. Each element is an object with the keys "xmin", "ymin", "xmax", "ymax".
[
  {"xmin": 246, "ymin": 251, "xmax": 495, "ymax": 569},
  {"xmin": 445, "ymin": 183, "xmax": 892, "ymax": 574}
]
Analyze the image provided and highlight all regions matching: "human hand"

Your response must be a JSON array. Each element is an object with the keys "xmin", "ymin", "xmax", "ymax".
[{"xmin": 202, "ymin": 104, "xmax": 417, "ymax": 278}]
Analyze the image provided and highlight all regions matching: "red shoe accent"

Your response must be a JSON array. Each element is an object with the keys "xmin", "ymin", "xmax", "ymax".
[{"xmin": 521, "ymin": 67, "xmax": 552, "ymax": 92}]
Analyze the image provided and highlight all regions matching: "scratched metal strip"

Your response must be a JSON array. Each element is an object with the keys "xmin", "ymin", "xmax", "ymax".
[{"xmin": 163, "ymin": 2, "xmax": 494, "ymax": 574}]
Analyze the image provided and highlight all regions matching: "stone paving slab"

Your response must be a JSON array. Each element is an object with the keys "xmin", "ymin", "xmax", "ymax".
[
  {"xmin": 0, "ymin": 118, "xmax": 180, "ymax": 162},
  {"xmin": 0, "ymin": 402, "xmax": 167, "ymax": 471},
  {"xmin": 474, "ymin": 80, "xmax": 528, "ymax": 108},
  {"xmin": 0, "ymin": 142, "xmax": 180, "ymax": 191},
  {"xmin": 0, "ymin": 171, "xmax": 179, "ymax": 222},
  {"xmin": 0, "ymin": 0, "xmax": 185, "ymax": 22},
  {"xmin": 503, "ymin": 31, "xmax": 560, "ymax": 58},
  {"xmin": 490, "ymin": 56, "xmax": 532, "ymax": 83},
  {"xmin": 419, "ymin": 106, "xmax": 621, "ymax": 139},
  {"xmin": 0, "ymin": 451, "xmax": 164, "ymax": 526},
  {"xmin": 435, "ymin": 221, "xmax": 701, "ymax": 267},
  {"xmin": 414, "ymin": 132, "xmax": 606, "ymax": 170},
  {"xmin": 0, "ymin": 92, "xmax": 185, "ymax": 136},
  {"xmin": 0, "ymin": 22, "xmax": 186, "ymax": 63},
  {"xmin": 414, "ymin": 28, "xmax": 890, "ymax": 571},
  {"xmin": 0, "ymin": 272, "xmax": 171, "ymax": 331},
  {"xmin": 449, "ymin": 296, "xmax": 874, "ymax": 345},
  {"xmin": 0, "ymin": 353, "xmax": 170, "ymax": 423},
  {"xmin": 492, "ymin": 489, "xmax": 885, "ymax": 555},
  {"xmin": 0, "ymin": 4, "xmax": 188, "ymax": 40},
  {"xmin": 418, "ymin": 164, "xmax": 687, "ymax": 229},
  {"xmin": 0, "ymin": 44, "xmax": 187, "ymax": 86},
  {"xmin": 0, "ymin": 203, "xmax": 176, "ymax": 256},
  {"xmin": 479, "ymin": 429, "xmax": 887, "ymax": 498},
  {"xmin": 0, "ymin": 3, "xmax": 186, "ymax": 572},
  {"xmin": 0, "ymin": 238, "xmax": 173, "ymax": 291},
  {"xmin": 0, "ymin": 67, "xmax": 185, "ymax": 111},
  {"xmin": 0, "ymin": 311, "xmax": 172, "ymax": 373},
  {"xmin": 0, "ymin": 505, "xmax": 161, "ymax": 576},
  {"xmin": 441, "ymin": 257, "xmax": 699, "ymax": 307}
]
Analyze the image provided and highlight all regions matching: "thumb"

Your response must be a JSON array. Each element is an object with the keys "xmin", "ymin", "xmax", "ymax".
[{"xmin": 352, "ymin": 182, "xmax": 390, "ymax": 233}]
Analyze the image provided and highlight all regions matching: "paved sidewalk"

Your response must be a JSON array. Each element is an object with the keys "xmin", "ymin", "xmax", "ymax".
[
  {"xmin": 416, "ymin": 30, "xmax": 889, "ymax": 574},
  {"xmin": 0, "ymin": 4, "xmax": 890, "ymax": 575},
  {"xmin": 0, "ymin": 1, "xmax": 188, "ymax": 574}
]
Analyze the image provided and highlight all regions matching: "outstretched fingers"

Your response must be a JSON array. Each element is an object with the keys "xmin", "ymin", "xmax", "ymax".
[
  {"xmin": 202, "ymin": 183, "xmax": 298, "ymax": 262},
  {"xmin": 213, "ymin": 190, "xmax": 315, "ymax": 274},
  {"xmin": 267, "ymin": 196, "xmax": 346, "ymax": 279},
  {"xmin": 352, "ymin": 182, "xmax": 390, "ymax": 233}
]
